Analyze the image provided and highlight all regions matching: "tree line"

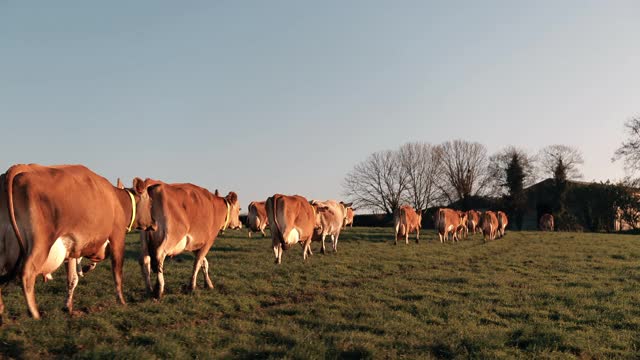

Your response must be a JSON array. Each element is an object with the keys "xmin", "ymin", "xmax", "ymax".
[{"xmin": 343, "ymin": 118, "xmax": 640, "ymax": 231}]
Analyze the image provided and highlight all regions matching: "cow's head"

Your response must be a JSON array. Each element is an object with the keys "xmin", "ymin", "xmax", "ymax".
[
  {"xmin": 131, "ymin": 177, "xmax": 160, "ymax": 231},
  {"xmin": 224, "ymin": 191, "xmax": 242, "ymax": 230}
]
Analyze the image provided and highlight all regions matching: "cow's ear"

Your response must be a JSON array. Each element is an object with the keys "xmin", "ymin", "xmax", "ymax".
[
  {"xmin": 133, "ymin": 177, "xmax": 146, "ymax": 194},
  {"xmin": 225, "ymin": 191, "xmax": 238, "ymax": 204},
  {"xmin": 116, "ymin": 178, "xmax": 125, "ymax": 189}
]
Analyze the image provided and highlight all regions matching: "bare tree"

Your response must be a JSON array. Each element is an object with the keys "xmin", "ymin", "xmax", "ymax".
[
  {"xmin": 487, "ymin": 146, "xmax": 538, "ymax": 196},
  {"xmin": 613, "ymin": 118, "xmax": 640, "ymax": 173},
  {"xmin": 343, "ymin": 150, "xmax": 408, "ymax": 214},
  {"xmin": 398, "ymin": 142, "xmax": 442, "ymax": 211},
  {"xmin": 538, "ymin": 144, "xmax": 584, "ymax": 180},
  {"xmin": 437, "ymin": 140, "xmax": 490, "ymax": 207}
]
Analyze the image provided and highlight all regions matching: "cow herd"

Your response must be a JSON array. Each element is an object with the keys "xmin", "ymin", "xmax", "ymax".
[
  {"xmin": 0, "ymin": 164, "xmax": 359, "ymax": 320},
  {"xmin": 0, "ymin": 163, "xmax": 554, "ymax": 321},
  {"xmin": 393, "ymin": 206, "xmax": 510, "ymax": 245}
]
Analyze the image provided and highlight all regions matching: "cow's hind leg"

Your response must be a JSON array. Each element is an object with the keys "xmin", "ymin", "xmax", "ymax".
[
  {"xmin": 332, "ymin": 233, "xmax": 339, "ymax": 252},
  {"xmin": 140, "ymin": 254, "xmax": 153, "ymax": 295},
  {"xmin": 201, "ymin": 257, "xmax": 214, "ymax": 289},
  {"xmin": 190, "ymin": 247, "xmax": 211, "ymax": 291},
  {"xmin": 21, "ymin": 235, "xmax": 53, "ymax": 319},
  {"xmin": 64, "ymin": 257, "xmax": 79, "ymax": 314},
  {"xmin": 154, "ymin": 253, "xmax": 167, "ymax": 299},
  {"xmin": 416, "ymin": 228, "xmax": 420, "ymax": 244}
]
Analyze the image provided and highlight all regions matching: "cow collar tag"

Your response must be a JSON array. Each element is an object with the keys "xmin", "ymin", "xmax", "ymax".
[
  {"xmin": 125, "ymin": 190, "xmax": 136, "ymax": 233},
  {"xmin": 222, "ymin": 199, "xmax": 231, "ymax": 231}
]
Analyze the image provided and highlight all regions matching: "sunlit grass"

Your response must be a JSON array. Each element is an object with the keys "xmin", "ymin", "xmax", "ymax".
[{"xmin": 1, "ymin": 228, "xmax": 639, "ymax": 358}]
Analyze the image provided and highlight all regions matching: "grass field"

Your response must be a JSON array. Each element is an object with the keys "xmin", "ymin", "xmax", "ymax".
[{"xmin": 0, "ymin": 228, "xmax": 639, "ymax": 359}]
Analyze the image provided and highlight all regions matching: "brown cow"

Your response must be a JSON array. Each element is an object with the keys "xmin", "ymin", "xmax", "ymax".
[
  {"xmin": 247, "ymin": 201, "xmax": 268, "ymax": 238},
  {"xmin": 266, "ymin": 194, "xmax": 316, "ymax": 264},
  {"xmin": 457, "ymin": 210, "xmax": 469, "ymax": 239},
  {"xmin": 466, "ymin": 210, "xmax": 481, "ymax": 235},
  {"xmin": 339, "ymin": 201, "xmax": 354, "ymax": 228},
  {"xmin": 539, "ymin": 213, "xmax": 554, "ymax": 231},
  {"xmin": 0, "ymin": 164, "xmax": 155, "ymax": 319},
  {"xmin": 436, "ymin": 208, "xmax": 466, "ymax": 243},
  {"xmin": 480, "ymin": 211, "xmax": 499, "ymax": 241},
  {"xmin": 311, "ymin": 200, "xmax": 347, "ymax": 253},
  {"xmin": 497, "ymin": 211, "xmax": 508, "ymax": 238},
  {"xmin": 139, "ymin": 180, "xmax": 241, "ymax": 298},
  {"xmin": 394, "ymin": 205, "xmax": 422, "ymax": 245}
]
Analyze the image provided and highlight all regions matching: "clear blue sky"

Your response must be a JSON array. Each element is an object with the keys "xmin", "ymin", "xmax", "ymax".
[{"xmin": 1, "ymin": 1, "xmax": 638, "ymax": 209}]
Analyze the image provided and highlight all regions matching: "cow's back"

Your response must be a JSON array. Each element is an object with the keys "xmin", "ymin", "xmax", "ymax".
[
  {"xmin": 9, "ymin": 164, "xmax": 122, "ymax": 242},
  {"xmin": 150, "ymin": 183, "xmax": 218, "ymax": 242}
]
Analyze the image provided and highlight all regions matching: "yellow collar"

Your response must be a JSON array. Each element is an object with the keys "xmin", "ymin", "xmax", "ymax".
[
  {"xmin": 222, "ymin": 199, "xmax": 231, "ymax": 231},
  {"xmin": 125, "ymin": 190, "xmax": 136, "ymax": 233}
]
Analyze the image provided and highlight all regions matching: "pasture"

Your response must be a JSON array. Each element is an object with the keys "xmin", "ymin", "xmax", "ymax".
[{"xmin": 0, "ymin": 228, "xmax": 639, "ymax": 359}]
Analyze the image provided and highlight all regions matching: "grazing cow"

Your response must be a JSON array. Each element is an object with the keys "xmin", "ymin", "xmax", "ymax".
[
  {"xmin": 139, "ymin": 180, "xmax": 241, "ymax": 299},
  {"xmin": 497, "ymin": 211, "xmax": 508, "ymax": 238},
  {"xmin": 0, "ymin": 164, "xmax": 155, "ymax": 319},
  {"xmin": 310, "ymin": 200, "xmax": 347, "ymax": 253},
  {"xmin": 266, "ymin": 194, "xmax": 316, "ymax": 264},
  {"xmin": 480, "ymin": 211, "xmax": 499, "ymax": 241},
  {"xmin": 466, "ymin": 210, "xmax": 481, "ymax": 235},
  {"xmin": 436, "ymin": 208, "xmax": 465, "ymax": 243},
  {"xmin": 247, "ymin": 201, "xmax": 268, "ymax": 238},
  {"xmin": 394, "ymin": 205, "xmax": 423, "ymax": 245},
  {"xmin": 539, "ymin": 214, "xmax": 554, "ymax": 231}
]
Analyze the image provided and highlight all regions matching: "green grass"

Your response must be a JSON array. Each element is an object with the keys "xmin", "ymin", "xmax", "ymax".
[{"xmin": 1, "ymin": 228, "xmax": 640, "ymax": 359}]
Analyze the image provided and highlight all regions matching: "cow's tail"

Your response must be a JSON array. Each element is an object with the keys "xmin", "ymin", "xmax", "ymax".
[
  {"xmin": 437, "ymin": 209, "xmax": 445, "ymax": 235},
  {"xmin": 0, "ymin": 165, "xmax": 29, "ymax": 283},
  {"xmin": 6, "ymin": 165, "xmax": 28, "ymax": 256},
  {"xmin": 247, "ymin": 202, "xmax": 256, "ymax": 229},
  {"xmin": 267, "ymin": 196, "xmax": 282, "ymax": 245}
]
